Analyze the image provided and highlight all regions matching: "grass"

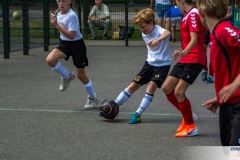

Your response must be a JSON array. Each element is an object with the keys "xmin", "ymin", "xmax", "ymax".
[
  {"xmin": 0, "ymin": 19, "xmax": 143, "ymax": 40},
  {"xmin": 0, "ymin": 19, "xmax": 59, "ymax": 39},
  {"xmin": 0, "ymin": 19, "xmax": 181, "ymax": 41}
]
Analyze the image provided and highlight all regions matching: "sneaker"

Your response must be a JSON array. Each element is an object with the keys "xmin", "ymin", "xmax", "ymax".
[
  {"xmin": 84, "ymin": 96, "xmax": 99, "ymax": 110},
  {"xmin": 175, "ymin": 124, "xmax": 198, "ymax": 137},
  {"xmin": 59, "ymin": 71, "xmax": 75, "ymax": 92},
  {"xmin": 176, "ymin": 113, "xmax": 198, "ymax": 133},
  {"xmin": 88, "ymin": 36, "xmax": 99, "ymax": 40},
  {"xmin": 201, "ymin": 70, "xmax": 208, "ymax": 82},
  {"xmin": 205, "ymin": 76, "xmax": 214, "ymax": 84},
  {"xmin": 98, "ymin": 112, "xmax": 103, "ymax": 117},
  {"xmin": 129, "ymin": 112, "xmax": 141, "ymax": 124}
]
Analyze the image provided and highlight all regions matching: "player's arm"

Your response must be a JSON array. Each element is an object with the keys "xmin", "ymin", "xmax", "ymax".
[
  {"xmin": 50, "ymin": 14, "xmax": 76, "ymax": 40},
  {"xmin": 56, "ymin": 25, "xmax": 76, "ymax": 40},
  {"xmin": 156, "ymin": 29, "xmax": 171, "ymax": 42},
  {"xmin": 172, "ymin": 32, "xmax": 198, "ymax": 60},
  {"xmin": 149, "ymin": 29, "xmax": 170, "ymax": 47},
  {"xmin": 181, "ymin": 32, "xmax": 198, "ymax": 56},
  {"xmin": 219, "ymin": 74, "xmax": 240, "ymax": 103}
]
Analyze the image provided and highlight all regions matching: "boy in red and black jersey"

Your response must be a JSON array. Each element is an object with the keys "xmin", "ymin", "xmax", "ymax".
[{"xmin": 197, "ymin": 0, "xmax": 240, "ymax": 146}]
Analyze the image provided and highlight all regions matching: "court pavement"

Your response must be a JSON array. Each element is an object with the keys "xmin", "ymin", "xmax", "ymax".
[{"xmin": 0, "ymin": 41, "xmax": 221, "ymax": 160}]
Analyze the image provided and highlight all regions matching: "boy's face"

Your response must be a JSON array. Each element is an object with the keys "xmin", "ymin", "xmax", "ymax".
[{"xmin": 138, "ymin": 21, "xmax": 154, "ymax": 35}]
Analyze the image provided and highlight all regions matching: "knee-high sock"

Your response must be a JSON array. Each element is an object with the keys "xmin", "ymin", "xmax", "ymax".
[
  {"xmin": 166, "ymin": 91, "xmax": 179, "ymax": 110},
  {"xmin": 115, "ymin": 89, "xmax": 131, "ymax": 106},
  {"xmin": 84, "ymin": 79, "xmax": 97, "ymax": 98},
  {"xmin": 136, "ymin": 93, "xmax": 153, "ymax": 116},
  {"xmin": 52, "ymin": 61, "xmax": 69, "ymax": 78},
  {"xmin": 178, "ymin": 99, "xmax": 194, "ymax": 125}
]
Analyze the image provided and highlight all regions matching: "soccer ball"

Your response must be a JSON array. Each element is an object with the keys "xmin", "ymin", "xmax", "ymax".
[
  {"xmin": 12, "ymin": 11, "xmax": 21, "ymax": 20},
  {"xmin": 99, "ymin": 99, "xmax": 119, "ymax": 120}
]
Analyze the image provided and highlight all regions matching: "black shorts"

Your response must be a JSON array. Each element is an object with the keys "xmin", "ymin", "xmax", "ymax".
[
  {"xmin": 56, "ymin": 39, "xmax": 88, "ymax": 68},
  {"xmin": 204, "ymin": 30, "xmax": 210, "ymax": 45},
  {"xmin": 133, "ymin": 61, "xmax": 170, "ymax": 88},
  {"xmin": 219, "ymin": 101, "xmax": 240, "ymax": 146},
  {"xmin": 169, "ymin": 62, "xmax": 204, "ymax": 84}
]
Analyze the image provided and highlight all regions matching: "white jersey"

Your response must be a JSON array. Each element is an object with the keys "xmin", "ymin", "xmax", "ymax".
[
  {"xmin": 56, "ymin": 9, "xmax": 83, "ymax": 41},
  {"xmin": 142, "ymin": 25, "xmax": 171, "ymax": 67}
]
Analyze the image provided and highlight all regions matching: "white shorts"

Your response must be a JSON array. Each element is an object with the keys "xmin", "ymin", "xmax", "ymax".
[{"xmin": 171, "ymin": 17, "xmax": 182, "ymax": 26}]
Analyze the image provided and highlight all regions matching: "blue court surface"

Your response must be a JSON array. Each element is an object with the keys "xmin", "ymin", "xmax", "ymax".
[{"xmin": 0, "ymin": 41, "xmax": 221, "ymax": 160}]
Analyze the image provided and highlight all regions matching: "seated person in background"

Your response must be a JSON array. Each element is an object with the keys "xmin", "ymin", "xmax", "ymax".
[{"xmin": 88, "ymin": 0, "xmax": 112, "ymax": 40}]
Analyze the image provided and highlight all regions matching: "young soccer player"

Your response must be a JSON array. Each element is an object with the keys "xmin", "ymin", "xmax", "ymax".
[
  {"xmin": 165, "ymin": 1, "xmax": 183, "ymax": 42},
  {"xmin": 201, "ymin": 28, "xmax": 214, "ymax": 84},
  {"xmin": 161, "ymin": 0, "xmax": 206, "ymax": 137},
  {"xmin": 46, "ymin": 0, "xmax": 99, "ymax": 109},
  {"xmin": 114, "ymin": 8, "xmax": 171, "ymax": 124},
  {"xmin": 197, "ymin": 0, "xmax": 240, "ymax": 146}
]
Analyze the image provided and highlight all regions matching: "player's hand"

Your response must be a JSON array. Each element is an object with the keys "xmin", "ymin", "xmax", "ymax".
[
  {"xmin": 50, "ymin": 13, "xmax": 57, "ymax": 26},
  {"xmin": 202, "ymin": 97, "xmax": 219, "ymax": 113},
  {"xmin": 219, "ymin": 83, "xmax": 238, "ymax": 103},
  {"xmin": 172, "ymin": 50, "xmax": 186, "ymax": 61},
  {"xmin": 148, "ymin": 40, "xmax": 158, "ymax": 48}
]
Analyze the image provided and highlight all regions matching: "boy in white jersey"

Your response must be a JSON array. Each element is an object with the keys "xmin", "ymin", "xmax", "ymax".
[
  {"xmin": 113, "ymin": 8, "xmax": 171, "ymax": 124},
  {"xmin": 46, "ymin": 0, "xmax": 99, "ymax": 109}
]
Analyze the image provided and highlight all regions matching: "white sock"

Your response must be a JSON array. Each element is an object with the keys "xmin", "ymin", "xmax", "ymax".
[
  {"xmin": 84, "ymin": 79, "xmax": 97, "ymax": 98},
  {"xmin": 115, "ymin": 89, "xmax": 131, "ymax": 106},
  {"xmin": 52, "ymin": 61, "xmax": 69, "ymax": 78},
  {"xmin": 136, "ymin": 94, "xmax": 153, "ymax": 116}
]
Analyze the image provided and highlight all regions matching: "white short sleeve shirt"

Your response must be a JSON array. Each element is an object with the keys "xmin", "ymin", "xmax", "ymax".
[
  {"xmin": 57, "ymin": 9, "xmax": 83, "ymax": 41},
  {"xmin": 142, "ymin": 25, "xmax": 171, "ymax": 67}
]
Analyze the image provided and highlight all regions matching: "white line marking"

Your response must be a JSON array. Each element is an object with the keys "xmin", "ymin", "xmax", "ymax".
[{"xmin": 0, "ymin": 108, "xmax": 218, "ymax": 118}]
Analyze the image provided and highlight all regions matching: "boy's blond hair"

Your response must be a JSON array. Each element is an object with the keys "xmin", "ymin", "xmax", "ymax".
[
  {"xmin": 196, "ymin": 0, "xmax": 228, "ymax": 19},
  {"xmin": 134, "ymin": 8, "xmax": 155, "ymax": 26}
]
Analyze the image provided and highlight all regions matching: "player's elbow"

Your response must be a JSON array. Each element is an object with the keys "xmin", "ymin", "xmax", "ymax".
[
  {"xmin": 165, "ymin": 30, "xmax": 171, "ymax": 36},
  {"xmin": 69, "ymin": 32, "xmax": 76, "ymax": 40}
]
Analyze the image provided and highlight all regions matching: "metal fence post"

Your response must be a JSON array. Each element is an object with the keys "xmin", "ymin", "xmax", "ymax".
[
  {"xmin": 2, "ymin": 0, "xmax": 10, "ymax": 59},
  {"xmin": 76, "ymin": 0, "xmax": 82, "ymax": 32},
  {"xmin": 125, "ymin": 0, "xmax": 128, "ymax": 46},
  {"xmin": 43, "ymin": 0, "xmax": 49, "ymax": 51},
  {"xmin": 22, "ymin": 0, "xmax": 29, "ymax": 55}
]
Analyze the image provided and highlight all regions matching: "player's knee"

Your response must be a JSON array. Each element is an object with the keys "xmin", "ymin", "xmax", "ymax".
[
  {"xmin": 174, "ymin": 90, "xmax": 185, "ymax": 100},
  {"xmin": 46, "ymin": 56, "xmax": 53, "ymax": 66},
  {"xmin": 161, "ymin": 84, "xmax": 170, "ymax": 94}
]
